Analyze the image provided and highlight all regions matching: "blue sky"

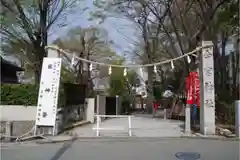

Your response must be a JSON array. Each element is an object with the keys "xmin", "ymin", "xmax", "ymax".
[
  {"xmin": 48, "ymin": 0, "xmax": 138, "ymax": 56},
  {"xmin": 2, "ymin": 0, "xmax": 138, "ymax": 65}
]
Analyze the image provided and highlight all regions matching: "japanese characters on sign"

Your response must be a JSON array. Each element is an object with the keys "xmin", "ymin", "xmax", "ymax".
[
  {"xmin": 35, "ymin": 58, "xmax": 62, "ymax": 126},
  {"xmin": 201, "ymin": 43, "xmax": 215, "ymax": 108}
]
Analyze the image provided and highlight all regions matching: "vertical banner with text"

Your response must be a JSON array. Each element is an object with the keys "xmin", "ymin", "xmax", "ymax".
[
  {"xmin": 186, "ymin": 72, "xmax": 200, "ymax": 107},
  {"xmin": 35, "ymin": 58, "xmax": 62, "ymax": 126}
]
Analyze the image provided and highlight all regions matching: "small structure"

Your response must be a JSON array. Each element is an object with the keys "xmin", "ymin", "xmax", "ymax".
[{"xmin": 1, "ymin": 57, "xmax": 24, "ymax": 84}]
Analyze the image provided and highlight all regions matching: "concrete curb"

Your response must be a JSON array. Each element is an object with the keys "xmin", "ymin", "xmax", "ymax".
[
  {"xmin": 181, "ymin": 135, "xmax": 240, "ymax": 141},
  {"xmin": 35, "ymin": 136, "xmax": 77, "ymax": 144},
  {"xmin": 63, "ymin": 121, "xmax": 90, "ymax": 132},
  {"xmin": 35, "ymin": 139, "xmax": 72, "ymax": 144},
  {"xmin": 34, "ymin": 135, "xmax": 239, "ymax": 144}
]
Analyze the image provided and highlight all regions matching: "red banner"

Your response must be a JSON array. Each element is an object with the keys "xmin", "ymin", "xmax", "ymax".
[
  {"xmin": 186, "ymin": 72, "xmax": 200, "ymax": 107},
  {"xmin": 193, "ymin": 72, "xmax": 200, "ymax": 107},
  {"xmin": 186, "ymin": 74, "xmax": 193, "ymax": 105}
]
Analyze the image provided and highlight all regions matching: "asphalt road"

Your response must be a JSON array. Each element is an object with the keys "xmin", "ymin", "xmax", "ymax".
[{"xmin": 1, "ymin": 138, "xmax": 239, "ymax": 160}]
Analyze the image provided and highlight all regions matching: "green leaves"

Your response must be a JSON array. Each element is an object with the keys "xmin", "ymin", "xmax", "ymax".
[
  {"xmin": 0, "ymin": 84, "xmax": 39, "ymax": 106},
  {"xmin": 216, "ymin": 1, "xmax": 239, "ymax": 32},
  {"xmin": 108, "ymin": 58, "xmax": 139, "ymax": 98},
  {"xmin": 61, "ymin": 65, "xmax": 76, "ymax": 83},
  {"xmin": 0, "ymin": 84, "xmax": 66, "ymax": 107}
]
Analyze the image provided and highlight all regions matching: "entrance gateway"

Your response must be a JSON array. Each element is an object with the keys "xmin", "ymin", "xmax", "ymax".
[{"xmin": 34, "ymin": 41, "xmax": 215, "ymax": 136}]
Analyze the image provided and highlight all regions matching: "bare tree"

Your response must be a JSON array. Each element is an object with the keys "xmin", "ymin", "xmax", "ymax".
[
  {"xmin": 92, "ymin": 0, "xmax": 178, "ymax": 113},
  {"xmin": 1, "ymin": 0, "xmax": 86, "ymax": 83},
  {"xmin": 53, "ymin": 26, "xmax": 119, "ymax": 96}
]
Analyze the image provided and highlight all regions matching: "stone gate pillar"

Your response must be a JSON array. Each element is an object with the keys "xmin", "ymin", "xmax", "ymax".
[
  {"xmin": 48, "ymin": 48, "xmax": 60, "ymax": 58},
  {"xmin": 199, "ymin": 41, "xmax": 215, "ymax": 135}
]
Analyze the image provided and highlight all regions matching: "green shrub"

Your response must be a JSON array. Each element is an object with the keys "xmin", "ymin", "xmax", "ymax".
[
  {"xmin": 0, "ymin": 84, "xmax": 66, "ymax": 106},
  {"xmin": 1, "ymin": 84, "xmax": 39, "ymax": 105}
]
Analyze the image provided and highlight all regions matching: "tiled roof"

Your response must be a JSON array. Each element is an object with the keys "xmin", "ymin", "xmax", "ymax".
[{"xmin": 1, "ymin": 56, "xmax": 24, "ymax": 71}]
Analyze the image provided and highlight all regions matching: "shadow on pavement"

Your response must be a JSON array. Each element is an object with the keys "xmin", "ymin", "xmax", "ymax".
[
  {"xmin": 179, "ymin": 124, "xmax": 185, "ymax": 132},
  {"xmin": 49, "ymin": 137, "xmax": 77, "ymax": 160}
]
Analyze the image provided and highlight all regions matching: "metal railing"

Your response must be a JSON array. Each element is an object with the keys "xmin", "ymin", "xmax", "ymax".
[{"xmin": 92, "ymin": 115, "xmax": 133, "ymax": 137}]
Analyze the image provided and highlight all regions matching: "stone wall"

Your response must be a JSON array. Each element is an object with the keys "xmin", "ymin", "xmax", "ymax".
[
  {"xmin": 12, "ymin": 121, "xmax": 35, "ymax": 136},
  {"xmin": 0, "ymin": 105, "xmax": 63, "ymax": 140},
  {"xmin": 0, "ymin": 106, "xmax": 36, "ymax": 141},
  {"xmin": 0, "ymin": 104, "xmax": 92, "ymax": 140},
  {"xmin": 0, "ymin": 105, "xmax": 36, "ymax": 121},
  {"xmin": 0, "ymin": 121, "xmax": 34, "ymax": 139}
]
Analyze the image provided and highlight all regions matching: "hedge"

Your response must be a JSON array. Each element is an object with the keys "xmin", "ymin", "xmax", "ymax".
[{"xmin": 0, "ymin": 84, "xmax": 65, "ymax": 106}]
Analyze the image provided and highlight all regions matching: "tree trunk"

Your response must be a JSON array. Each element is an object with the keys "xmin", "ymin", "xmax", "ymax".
[
  {"xmin": 34, "ymin": 70, "xmax": 41, "ymax": 84},
  {"xmin": 86, "ymin": 53, "xmax": 94, "ymax": 97},
  {"xmin": 32, "ymin": 1, "xmax": 48, "ymax": 85},
  {"xmin": 75, "ymin": 60, "xmax": 83, "ymax": 84},
  {"xmin": 125, "ymin": 79, "xmax": 136, "ymax": 110},
  {"xmin": 146, "ymin": 66, "xmax": 154, "ymax": 114},
  {"xmin": 234, "ymin": 37, "xmax": 240, "ymax": 99},
  {"xmin": 220, "ymin": 32, "xmax": 228, "ymax": 89},
  {"xmin": 231, "ymin": 53, "xmax": 236, "ymax": 97},
  {"xmin": 34, "ymin": 46, "xmax": 46, "ymax": 84}
]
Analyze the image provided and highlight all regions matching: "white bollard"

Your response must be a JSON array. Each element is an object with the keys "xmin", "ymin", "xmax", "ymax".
[
  {"xmin": 96, "ymin": 116, "xmax": 100, "ymax": 137},
  {"xmin": 116, "ymin": 95, "xmax": 119, "ymax": 115},
  {"xmin": 128, "ymin": 116, "xmax": 132, "ymax": 136},
  {"xmin": 163, "ymin": 108, "xmax": 167, "ymax": 119},
  {"xmin": 185, "ymin": 104, "xmax": 191, "ymax": 135},
  {"xmin": 235, "ymin": 100, "xmax": 240, "ymax": 139}
]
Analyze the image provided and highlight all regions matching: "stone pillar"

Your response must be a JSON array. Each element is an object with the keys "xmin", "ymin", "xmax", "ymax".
[
  {"xmin": 86, "ymin": 98, "xmax": 95, "ymax": 123},
  {"xmin": 235, "ymin": 100, "xmax": 240, "ymax": 139},
  {"xmin": 48, "ymin": 48, "xmax": 60, "ymax": 58},
  {"xmin": 96, "ymin": 95, "xmax": 100, "ymax": 115},
  {"xmin": 5, "ymin": 121, "xmax": 12, "ymax": 141},
  {"xmin": 199, "ymin": 41, "xmax": 215, "ymax": 135},
  {"xmin": 96, "ymin": 95, "xmax": 106, "ymax": 116}
]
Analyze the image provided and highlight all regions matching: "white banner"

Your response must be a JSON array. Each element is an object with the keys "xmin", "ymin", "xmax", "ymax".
[{"xmin": 35, "ymin": 58, "xmax": 62, "ymax": 126}]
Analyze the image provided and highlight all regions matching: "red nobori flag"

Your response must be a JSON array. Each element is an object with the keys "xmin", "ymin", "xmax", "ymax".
[
  {"xmin": 186, "ymin": 74, "xmax": 194, "ymax": 105},
  {"xmin": 192, "ymin": 72, "xmax": 200, "ymax": 107}
]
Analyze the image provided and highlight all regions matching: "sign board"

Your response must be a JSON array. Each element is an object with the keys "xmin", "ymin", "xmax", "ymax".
[{"xmin": 35, "ymin": 58, "xmax": 62, "ymax": 126}]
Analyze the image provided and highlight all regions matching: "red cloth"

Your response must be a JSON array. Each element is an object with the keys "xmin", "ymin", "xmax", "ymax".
[
  {"xmin": 186, "ymin": 74, "xmax": 194, "ymax": 105},
  {"xmin": 193, "ymin": 72, "xmax": 200, "ymax": 108},
  {"xmin": 153, "ymin": 102, "xmax": 158, "ymax": 110},
  {"xmin": 186, "ymin": 72, "xmax": 200, "ymax": 107}
]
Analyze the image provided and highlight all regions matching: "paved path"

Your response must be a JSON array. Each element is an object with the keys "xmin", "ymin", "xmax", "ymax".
[
  {"xmin": 2, "ymin": 139, "xmax": 239, "ymax": 160},
  {"xmin": 71, "ymin": 114, "xmax": 186, "ymax": 137}
]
